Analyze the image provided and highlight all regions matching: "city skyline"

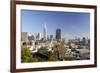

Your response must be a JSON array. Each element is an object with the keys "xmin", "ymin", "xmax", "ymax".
[{"xmin": 21, "ymin": 10, "xmax": 90, "ymax": 39}]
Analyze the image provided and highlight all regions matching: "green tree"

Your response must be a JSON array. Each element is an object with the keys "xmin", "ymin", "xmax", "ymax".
[{"xmin": 21, "ymin": 48, "xmax": 33, "ymax": 62}]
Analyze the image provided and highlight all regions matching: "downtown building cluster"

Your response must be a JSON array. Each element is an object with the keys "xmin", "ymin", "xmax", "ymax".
[{"xmin": 21, "ymin": 24, "xmax": 90, "ymax": 61}]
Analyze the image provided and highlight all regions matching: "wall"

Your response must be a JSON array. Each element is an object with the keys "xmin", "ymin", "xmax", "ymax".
[{"xmin": 0, "ymin": 0, "xmax": 100, "ymax": 73}]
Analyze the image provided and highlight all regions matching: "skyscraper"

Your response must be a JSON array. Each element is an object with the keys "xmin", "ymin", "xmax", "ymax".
[
  {"xmin": 56, "ymin": 28, "xmax": 61, "ymax": 40},
  {"xmin": 43, "ymin": 24, "xmax": 47, "ymax": 40},
  {"xmin": 37, "ymin": 33, "xmax": 41, "ymax": 40}
]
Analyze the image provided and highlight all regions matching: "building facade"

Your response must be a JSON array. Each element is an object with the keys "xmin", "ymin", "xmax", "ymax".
[
  {"xmin": 43, "ymin": 24, "xmax": 47, "ymax": 40},
  {"xmin": 21, "ymin": 32, "xmax": 29, "ymax": 42},
  {"xmin": 56, "ymin": 28, "xmax": 61, "ymax": 40}
]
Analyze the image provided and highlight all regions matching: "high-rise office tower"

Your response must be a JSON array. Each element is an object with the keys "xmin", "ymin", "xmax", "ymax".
[
  {"xmin": 37, "ymin": 33, "xmax": 41, "ymax": 40},
  {"xmin": 43, "ymin": 24, "xmax": 47, "ymax": 40},
  {"xmin": 56, "ymin": 28, "xmax": 61, "ymax": 40}
]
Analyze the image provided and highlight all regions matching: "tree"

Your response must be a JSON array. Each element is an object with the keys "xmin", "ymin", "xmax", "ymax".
[
  {"xmin": 58, "ymin": 43, "xmax": 66, "ymax": 60},
  {"xmin": 53, "ymin": 43, "xmax": 66, "ymax": 61},
  {"xmin": 21, "ymin": 48, "xmax": 33, "ymax": 62},
  {"xmin": 32, "ymin": 47, "xmax": 52, "ymax": 61}
]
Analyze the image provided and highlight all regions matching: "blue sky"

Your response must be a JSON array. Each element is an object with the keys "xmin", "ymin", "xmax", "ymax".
[{"xmin": 21, "ymin": 9, "xmax": 90, "ymax": 39}]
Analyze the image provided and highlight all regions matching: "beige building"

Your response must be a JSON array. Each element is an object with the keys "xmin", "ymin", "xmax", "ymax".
[
  {"xmin": 21, "ymin": 32, "xmax": 29, "ymax": 48},
  {"xmin": 21, "ymin": 32, "xmax": 29, "ymax": 42}
]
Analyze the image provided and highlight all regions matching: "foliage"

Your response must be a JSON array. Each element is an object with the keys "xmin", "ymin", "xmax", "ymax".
[
  {"xmin": 53, "ymin": 43, "xmax": 66, "ymax": 60},
  {"xmin": 49, "ymin": 53, "xmax": 57, "ymax": 61},
  {"xmin": 64, "ymin": 56, "xmax": 76, "ymax": 60},
  {"xmin": 21, "ymin": 48, "xmax": 33, "ymax": 62},
  {"xmin": 32, "ymin": 47, "xmax": 52, "ymax": 62},
  {"xmin": 32, "ymin": 46, "xmax": 59, "ymax": 61},
  {"xmin": 21, "ymin": 45, "xmax": 76, "ymax": 62}
]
